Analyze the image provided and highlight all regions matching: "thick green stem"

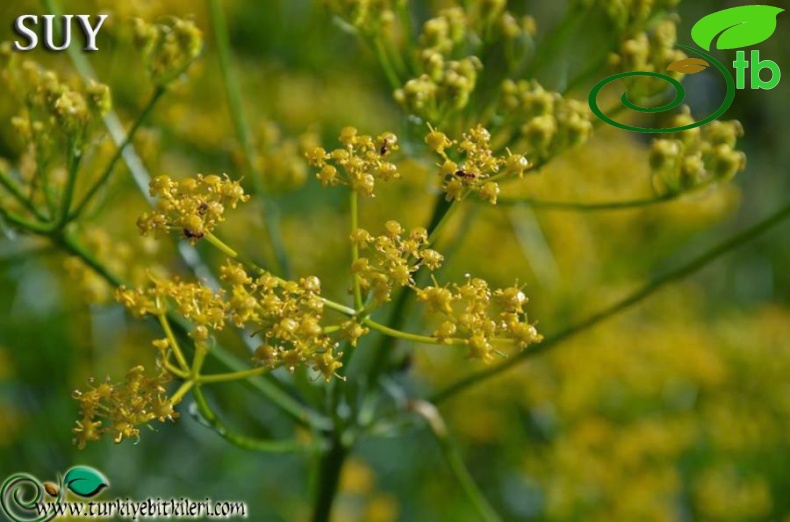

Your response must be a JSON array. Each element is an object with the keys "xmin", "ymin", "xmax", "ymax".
[
  {"xmin": 432, "ymin": 199, "xmax": 790, "ymax": 403},
  {"xmin": 311, "ymin": 436, "xmax": 349, "ymax": 522}
]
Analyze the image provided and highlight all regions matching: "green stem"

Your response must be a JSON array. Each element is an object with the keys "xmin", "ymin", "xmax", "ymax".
[
  {"xmin": 170, "ymin": 380, "xmax": 194, "ymax": 404},
  {"xmin": 396, "ymin": 1, "xmax": 417, "ymax": 73},
  {"xmin": 158, "ymin": 313, "xmax": 190, "ymax": 372},
  {"xmin": 410, "ymin": 401, "xmax": 502, "ymax": 522},
  {"xmin": 350, "ymin": 191, "xmax": 363, "ymax": 310},
  {"xmin": 372, "ymin": 37, "xmax": 402, "ymax": 91},
  {"xmin": 69, "ymin": 88, "xmax": 165, "ymax": 220},
  {"xmin": 0, "ymin": 170, "xmax": 48, "ymax": 222},
  {"xmin": 431, "ymin": 198, "xmax": 790, "ymax": 403},
  {"xmin": 192, "ymin": 386, "xmax": 317, "ymax": 453},
  {"xmin": 0, "ymin": 207, "xmax": 51, "ymax": 234},
  {"xmin": 59, "ymin": 143, "xmax": 82, "ymax": 226},
  {"xmin": 525, "ymin": 8, "xmax": 581, "ymax": 79},
  {"xmin": 197, "ymin": 365, "xmax": 271, "ymax": 384},
  {"xmin": 494, "ymin": 180, "xmax": 721, "ymax": 212},
  {"xmin": 363, "ymin": 318, "xmax": 467, "ymax": 346},
  {"xmin": 311, "ymin": 436, "xmax": 349, "ymax": 522},
  {"xmin": 205, "ymin": 232, "xmax": 239, "ymax": 258},
  {"xmin": 26, "ymin": 104, "xmax": 58, "ymax": 218},
  {"xmin": 207, "ymin": 0, "xmax": 291, "ymax": 278}
]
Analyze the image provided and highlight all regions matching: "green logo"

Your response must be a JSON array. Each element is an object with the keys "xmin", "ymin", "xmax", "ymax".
[
  {"xmin": 590, "ymin": 5, "xmax": 784, "ymax": 133},
  {"xmin": 0, "ymin": 466, "xmax": 109, "ymax": 522}
]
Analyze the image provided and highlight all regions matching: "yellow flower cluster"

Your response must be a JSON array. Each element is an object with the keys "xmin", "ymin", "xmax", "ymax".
[
  {"xmin": 609, "ymin": 18, "xmax": 687, "ymax": 98},
  {"xmin": 650, "ymin": 109, "xmax": 746, "ymax": 192},
  {"xmin": 132, "ymin": 17, "xmax": 203, "ymax": 86},
  {"xmin": 425, "ymin": 124, "xmax": 530, "ymax": 204},
  {"xmin": 395, "ymin": 5, "xmax": 534, "ymax": 120},
  {"xmin": 1, "ymin": 46, "xmax": 111, "ymax": 145},
  {"xmin": 72, "ymin": 366, "xmax": 177, "ymax": 449},
  {"xmin": 117, "ymin": 261, "xmax": 346, "ymax": 381},
  {"xmin": 117, "ymin": 276, "xmax": 226, "ymax": 343},
  {"xmin": 136, "ymin": 174, "xmax": 249, "ymax": 241},
  {"xmin": 351, "ymin": 221, "xmax": 443, "ymax": 303},
  {"xmin": 416, "ymin": 277, "xmax": 542, "ymax": 362},
  {"xmin": 395, "ymin": 55, "xmax": 482, "ymax": 118},
  {"xmin": 323, "ymin": 0, "xmax": 399, "ymax": 37},
  {"xmin": 500, "ymin": 80, "xmax": 593, "ymax": 159},
  {"xmin": 575, "ymin": 0, "xmax": 680, "ymax": 32},
  {"xmin": 305, "ymin": 127, "xmax": 400, "ymax": 197},
  {"xmin": 219, "ymin": 261, "xmax": 343, "ymax": 379},
  {"xmin": 246, "ymin": 121, "xmax": 316, "ymax": 193}
]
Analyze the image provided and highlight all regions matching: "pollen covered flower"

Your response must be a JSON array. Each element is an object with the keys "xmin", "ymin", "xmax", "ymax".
[
  {"xmin": 429, "ymin": 124, "xmax": 530, "ymax": 204},
  {"xmin": 136, "ymin": 174, "xmax": 249, "ymax": 241},
  {"xmin": 351, "ymin": 222, "xmax": 443, "ymax": 303},
  {"xmin": 415, "ymin": 277, "xmax": 541, "ymax": 362},
  {"xmin": 133, "ymin": 17, "xmax": 203, "ymax": 86},
  {"xmin": 72, "ymin": 366, "xmax": 177, "ymax": 449},
  {"xmin": 306, "ymin": 128, "xmax": 400, "ymax": 197}
]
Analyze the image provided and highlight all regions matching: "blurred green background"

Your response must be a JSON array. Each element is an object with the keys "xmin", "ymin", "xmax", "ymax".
[{"xmin": 1, "ymin": 1, "xmax": 790, "ymax": 520}]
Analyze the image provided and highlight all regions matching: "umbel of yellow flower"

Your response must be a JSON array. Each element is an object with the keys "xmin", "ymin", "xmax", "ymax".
[
  {"xmin": 72, "ymin": 366, "xmax": 177, "ymax": 449},
  {"xmin": 306, "ymin": 127, "xmax": 400, "ymax": 197},
  {"xmin": 136, "ymin": 174, "xmax": 249, "ymax": 241},
  {"xmin": 649, "ymin": 108, "xmax": 746, "ymax": 192},
  {"xmin": 416, "ymin": 277, "xmax": 542, "ymax": 362},
  {"xmin": 0, "ymin": 48, "xmax": 112, "ymax": 144},
  {"xmin": 115, "ymin": 261, "xmax": 346, "ymax": 382},
  {"xmin": 426, "ymin": 124, "xmax": 531, "ymax": 204},
  {"xmin": 132, "ymin": 17, "xmax": 203, "ymax": 86},
  {"xmin": 351, "ymin": 222, "xmax": 444, "ymax": 303}
]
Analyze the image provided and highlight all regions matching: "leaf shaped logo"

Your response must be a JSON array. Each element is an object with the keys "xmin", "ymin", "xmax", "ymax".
[
  {"xmin": 691, "ymin": 5, "xmax": 784, "ymax": 51},
  {"xmin": 667, "ymin": 58, "xmax": 710, "ymax": 74},
  {"xmin": 63, "ymin": 467, "xmax": 109, "ymax": 498}
]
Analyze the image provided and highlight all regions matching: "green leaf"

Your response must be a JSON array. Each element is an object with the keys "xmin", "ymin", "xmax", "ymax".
[
  {"xmin": 63, "ymin": 467, "xmax": 109, "ymax": 498},
  {"xmin": 691, "ymin": 5, "xmax": 784, "ymax": 51}
]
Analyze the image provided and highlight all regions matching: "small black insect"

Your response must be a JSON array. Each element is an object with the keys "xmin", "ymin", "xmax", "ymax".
[
  {"xmin": 454, "ymin": 169, "xmax": 477, "ymax": 179},
  {"xmin": 183, "ymin": 228, "xmax": 204, "ymax": 239}
]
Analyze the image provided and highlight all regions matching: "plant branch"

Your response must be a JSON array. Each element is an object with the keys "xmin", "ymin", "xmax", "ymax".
[
  {"xmin": 69, "ymin": 87, "xmax": 165, "ymax": 220},
  {"xmin": 410, "ymin": 400, "xmax": 502, "ymax": 522},
  {"xmin": 311, "ymin": 435, "xmax": 349, "ymax": 522},
  {"xmin": 431, "ymin": 198, "xmax": 790, "ymax": 403},
  {"xmin": 350, "ymin": 191, "xmax": 363, "ymax": 310},
  {"xmin": 0, "ymin": 170, "xmax": 48, "ymax": 222},
  {"xmin": 191, "ymin": 385, "xmax": 318, "ymax": 453},
  {"xmin": 495, "ymin": 179, "xmax": 721, "ymax": 212},
  {"xmin": 207, "ymin": 0, "xmax": 291, "ymax": 278}
]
